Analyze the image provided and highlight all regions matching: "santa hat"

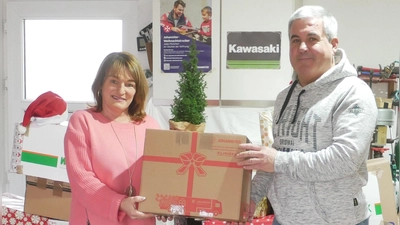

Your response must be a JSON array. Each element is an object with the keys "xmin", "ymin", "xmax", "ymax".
[{"xmin": 18, "ymin": 91, "xmax": 68, "ymax": 134}]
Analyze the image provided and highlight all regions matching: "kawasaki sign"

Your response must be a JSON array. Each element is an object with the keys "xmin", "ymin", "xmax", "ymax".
[{"xmin": 226, "ymin": 31, "xmax": 281, "ymax": 69}]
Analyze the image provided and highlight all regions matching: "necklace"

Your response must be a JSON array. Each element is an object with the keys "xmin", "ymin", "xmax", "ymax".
[{"xmin": 110, "ymin": 121, "xmax": 138, "ymax": 197}]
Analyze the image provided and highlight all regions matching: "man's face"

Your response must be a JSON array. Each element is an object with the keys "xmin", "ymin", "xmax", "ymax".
[
  {"xmin": 173, "ymin": 4, "xmax": 184, "ymax": 19},
  {"xmin": 289, "ymin": 17, "xmax": 338, "ymax": 86}
]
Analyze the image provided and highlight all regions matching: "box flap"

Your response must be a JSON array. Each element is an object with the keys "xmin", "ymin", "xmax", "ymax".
[{"xmin": 366, "ymin": 158, "xmax": 398, "ymax": 225}]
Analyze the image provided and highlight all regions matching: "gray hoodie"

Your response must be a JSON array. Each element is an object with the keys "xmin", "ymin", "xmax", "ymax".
[{"xmin": 251, "ymin": 49, "xmax": 378, "ymax": 225}]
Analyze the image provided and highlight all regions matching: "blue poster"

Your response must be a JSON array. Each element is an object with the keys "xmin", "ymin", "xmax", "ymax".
[{"xmin": 160, "ymin": 0, "xmax": 212, "ymax": 73}]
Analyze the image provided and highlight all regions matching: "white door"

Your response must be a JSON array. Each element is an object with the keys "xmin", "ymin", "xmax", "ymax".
[{"xmin": 5, "ymin": 0, "xmax": 140, "ymax": 196}]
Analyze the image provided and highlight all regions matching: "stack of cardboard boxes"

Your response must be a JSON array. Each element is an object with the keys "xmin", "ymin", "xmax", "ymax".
[{"xmin": 9, "ymin": 123, "xmax": 71, "ymax": 222}]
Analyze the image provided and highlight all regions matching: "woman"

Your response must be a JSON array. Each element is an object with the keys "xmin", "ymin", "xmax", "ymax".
[{"xmin": 64, "ymin": 52, "xmax": 160, "ymax": 224}]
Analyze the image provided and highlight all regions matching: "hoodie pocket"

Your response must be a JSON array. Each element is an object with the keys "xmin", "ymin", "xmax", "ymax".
[
  {"xmin": 308, "ymin": 182, "xmax": 330, "ymax": 223},
  {"xmin": 310, "ymin": 181, "xmax": 362, "ymax": 224}
]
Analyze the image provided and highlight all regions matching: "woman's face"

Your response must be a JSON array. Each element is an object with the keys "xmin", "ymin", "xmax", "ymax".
[{"xmin": 101, "ymin": 68, "xmax": 136, "ymax": 115}]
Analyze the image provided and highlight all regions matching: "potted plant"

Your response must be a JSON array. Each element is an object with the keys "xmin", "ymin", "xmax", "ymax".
[{"xmin": 169, "ymin": 40, "xmax": 207, "ymax": 132}]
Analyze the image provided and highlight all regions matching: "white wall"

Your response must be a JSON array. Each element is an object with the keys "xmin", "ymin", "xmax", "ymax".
[{"xmin": 1, "ymin": 0, "xmax": 6, "ymax": 195}]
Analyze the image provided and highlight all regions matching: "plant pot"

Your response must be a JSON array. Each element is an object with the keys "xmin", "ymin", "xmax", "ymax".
[{"xmin": 169, "ymin": 120, "xmax": 205, "ymax": 132}]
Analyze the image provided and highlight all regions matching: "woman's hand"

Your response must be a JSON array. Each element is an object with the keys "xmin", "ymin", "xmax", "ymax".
[{"xmin": 119, "ymin": 196, "xmax": 155, "ymax": 219}]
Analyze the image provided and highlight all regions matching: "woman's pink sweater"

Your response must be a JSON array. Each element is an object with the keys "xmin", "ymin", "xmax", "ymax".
[{"xmin": 64, "ymin": 109, "xmax": 160, "ymax": 224}]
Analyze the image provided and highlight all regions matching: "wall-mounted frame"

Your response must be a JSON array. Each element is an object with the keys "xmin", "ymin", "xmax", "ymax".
[{"xmin": 137, "ymin": 36, "xmax": 146, "ymax": 51}]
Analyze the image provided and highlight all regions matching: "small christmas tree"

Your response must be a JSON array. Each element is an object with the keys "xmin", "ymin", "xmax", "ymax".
[{"xmin": 170, "ymin": 40, "xmax": 207, "ymax": 130}]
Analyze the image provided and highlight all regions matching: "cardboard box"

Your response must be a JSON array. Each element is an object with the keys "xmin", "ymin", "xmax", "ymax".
[
  {"xmin": 375, "ymin": 97, "xmax": 393, "ymax": 109},
  {"xmin": 10, "ymin": 123, "xmax": 69, "ymax": 183},
  {"xmin": 203, "ymin": 215, "xmax": 274, "ymax": 225},
  {"xmin": 364, "ymin": 158, "xmax": 399, "ymax": 225},
  {"xmin": 139, "ymin": 129, "xmax": 251, "ymax": 222},
  {"xmin": 24, "ymin": 175, "xmax": 71, "ymax": 221}
]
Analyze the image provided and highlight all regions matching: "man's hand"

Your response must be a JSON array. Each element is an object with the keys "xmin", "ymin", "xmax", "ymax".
[{"xmin": 236, "ymin": 143, "xmax": 277, "ymax": 172}]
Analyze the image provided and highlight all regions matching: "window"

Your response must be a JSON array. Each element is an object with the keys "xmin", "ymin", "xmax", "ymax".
[
  {"xmin": 5, "ymin": 0, "xmax": 139, "ymax": 196},
  {"xmin": 24, "ymin": 20, "xmax": 122, "ymax": 102}
]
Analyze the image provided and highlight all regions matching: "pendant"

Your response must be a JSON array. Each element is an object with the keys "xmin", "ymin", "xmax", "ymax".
[{"xmin": 125, "ymin": 185, "xmax": 136, "ymax": 197}]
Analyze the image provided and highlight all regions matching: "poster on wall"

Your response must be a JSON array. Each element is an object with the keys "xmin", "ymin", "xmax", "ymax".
[
  {"xmin": 226, "ymin": 31, "xmax": 281, "ymax": 69},
  {"xmin": 160, "ymin": 0, "xmax": 212, "ymax": 73}
]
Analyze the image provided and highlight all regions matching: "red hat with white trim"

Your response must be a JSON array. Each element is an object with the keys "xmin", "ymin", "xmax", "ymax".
[{"xmin": 18, "ymin": 91, "xmax": 68, "ymax": 134}]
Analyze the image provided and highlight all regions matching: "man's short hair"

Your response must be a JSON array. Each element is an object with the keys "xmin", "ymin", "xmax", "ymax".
[
  {"xmin": 174, "ymin": 0, "xmax": 186, "ymax": 8},
  {"xmin": 288, "ymin": 5, "xmax": 338, "ymax": 41}
]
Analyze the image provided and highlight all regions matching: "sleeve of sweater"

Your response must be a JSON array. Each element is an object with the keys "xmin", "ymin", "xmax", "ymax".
[
  {"xmin": 64, "ymin": 111, "xmax": 127, "ymax": 222},
  {"xmin": 250, "ymin": 170, "xmax": 272, "ymax": 204},
  {"xmin": 274, "ymin": 81, "xmax": 378, "ymax": 182}
]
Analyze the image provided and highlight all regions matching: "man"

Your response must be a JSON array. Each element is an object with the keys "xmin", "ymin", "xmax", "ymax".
[
  {"xmin": 236, "ymin": 5, "xmax": 377, "ymax": 225},
  {"xmin": 160, "ymin": 0, "xmax": 192, "ymax": 33}
]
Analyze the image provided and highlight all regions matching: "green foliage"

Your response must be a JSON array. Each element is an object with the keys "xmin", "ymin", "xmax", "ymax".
[{"xmin": 170, "ymin": 40, "xmax": 207, "ymax": 125}]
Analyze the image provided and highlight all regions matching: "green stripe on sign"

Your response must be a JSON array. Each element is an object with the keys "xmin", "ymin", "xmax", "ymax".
[
  {"xmin": 374, "ymin": 203, "xmax": 382, "ymax": 215},
  {"xmin": 227, "ymin": 60, "xmax": 280, "ymax": 69},
  {"xmin": 21, "ymin": 151, "xmax": 58, "ymax": 168}
]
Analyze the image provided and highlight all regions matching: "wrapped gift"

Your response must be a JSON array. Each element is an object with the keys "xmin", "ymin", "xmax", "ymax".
[
  {"xmin": 2, "ymin": 206, "xmax": 50, "ymax": 224},
  {"xmin": 2, "ymin": 192, "xmax": 69, "ymax": 225},
  {"xmin": 2, "ymin": 206, "xmax": 68, "ymax": 225},
  {"xmin": 251, "ymin": 215, "xmax": 274, "ymax": 225},
  {"xmin": 259, "ymin": 109, "xmax": 274, "ymax": 147},
  {"xmin": 257, "ymin": 110, "xmax": 274, "ymax": 216}
]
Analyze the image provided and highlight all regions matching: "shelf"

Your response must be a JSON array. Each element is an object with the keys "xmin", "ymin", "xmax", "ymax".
[{"xmin": 358, "ymin": 74, "xmax": 398, "ymax": 83}]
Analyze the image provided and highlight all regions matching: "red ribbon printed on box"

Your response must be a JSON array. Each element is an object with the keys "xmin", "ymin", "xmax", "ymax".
[
  {"xmin": 177, "ymin": 152, "xmax": 207, "ymax": 176},
  {"xmin": 143, "ymin": 132, "xmax": 241, "ymax": 216}
]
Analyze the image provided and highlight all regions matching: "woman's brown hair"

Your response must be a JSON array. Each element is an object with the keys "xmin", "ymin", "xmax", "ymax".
[{"xmin": 90, "ymin": 52, "xmax": 148, "ymax": 122}]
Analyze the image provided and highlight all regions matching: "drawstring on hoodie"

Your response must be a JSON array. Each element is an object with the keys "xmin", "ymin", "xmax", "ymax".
[
  {"xmin": 276, "ymin": 80, "xmax": 306, "ymax": 124},
  {"xmin": 292, "ymin": 90, "xmax": 305, "ymax": 123}
]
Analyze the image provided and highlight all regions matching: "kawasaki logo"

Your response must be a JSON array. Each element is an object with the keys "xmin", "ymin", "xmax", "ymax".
[{"xmin": 229, "ymin": 44, "xmax": 280, "ymax": 53}]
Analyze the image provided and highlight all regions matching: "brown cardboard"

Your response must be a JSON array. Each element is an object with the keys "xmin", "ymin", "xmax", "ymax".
[
  {"xmin": 375, "ymin": 97, "xmax": 393, "ymax": 108},
  {"xmin": 366, "ymin": 158, "xmax": 399, "ymax": 225},
  {"xmin": 139, "ymin": 129, "xmax": 251, "ymax": 222},
  {"xmin": 24, "ymin": 176, "xmax": 71, "ymax": 221}
]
